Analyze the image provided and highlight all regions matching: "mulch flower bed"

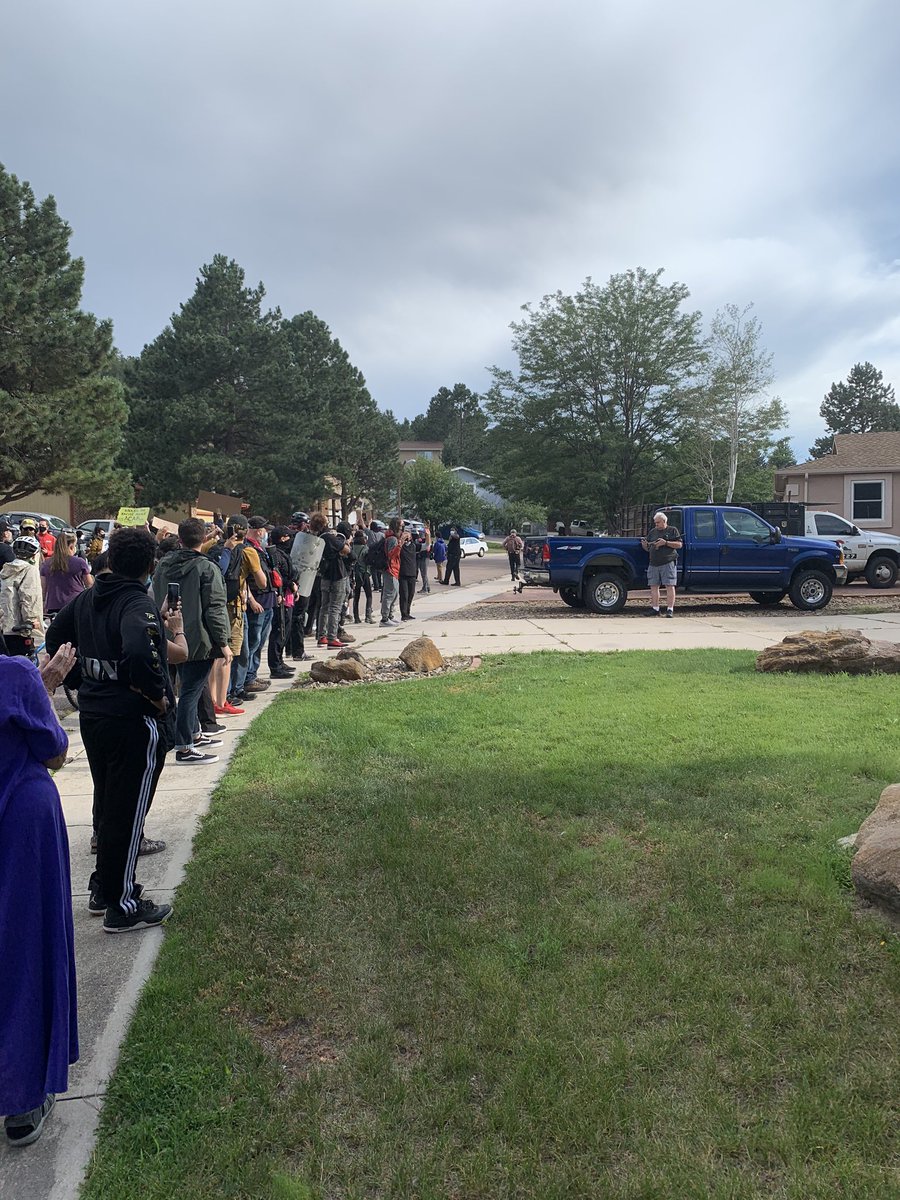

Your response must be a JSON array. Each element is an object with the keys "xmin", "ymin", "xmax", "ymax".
[{"xmin": 291, "ymin": 655, "xmax": 477, "ymax": 689}]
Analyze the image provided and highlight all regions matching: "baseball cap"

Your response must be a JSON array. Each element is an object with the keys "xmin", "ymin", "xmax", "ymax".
[
  {"xmin": 19, "ymin": 517, "xmax": 38, "ymax": 531},
  {"xmin": 248, "ymin": 515, "xmax": 271, "ymax": 530},
  {"xmin": 227, "ymin": 514, "xmax": 249, "ymax": 530}
]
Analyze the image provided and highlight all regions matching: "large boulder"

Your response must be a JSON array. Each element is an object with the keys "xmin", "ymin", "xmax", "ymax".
[
  {"xmin": 310, "ymin": 657, "xmax": 367, "ymax": 683},
  {"xmin": 336, "ymin": 648, "xmax": 368, "ymax": 668},
  {"xmin": 756, "ymin": 629, "xmax": 900, "ymax": 674},
  {"xmin": 852, "ymin": 783, "xmax": 900, "ymax": 913},
  {"xmin": 399, "ymin": 636, "xmax": 445, "ymax": 673}
]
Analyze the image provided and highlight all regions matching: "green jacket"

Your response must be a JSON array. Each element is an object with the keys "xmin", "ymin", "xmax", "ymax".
[{"xmin": 152, "ymin": 548, "xmax": 230, "ymax": 661}]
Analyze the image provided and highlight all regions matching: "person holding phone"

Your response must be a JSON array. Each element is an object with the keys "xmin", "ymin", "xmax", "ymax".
[
  {"xmin": 641, "ymin": 511, "xmax": 682, "ymax": 617},
  {"xmin": 152, "ymin": 518, "xmax": 232, "ymax": 764}
]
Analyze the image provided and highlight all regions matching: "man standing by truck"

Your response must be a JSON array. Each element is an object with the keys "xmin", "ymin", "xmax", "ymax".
[{"xmin": 641, "ymin": 511, "xmax": 682, "ymax": 617}]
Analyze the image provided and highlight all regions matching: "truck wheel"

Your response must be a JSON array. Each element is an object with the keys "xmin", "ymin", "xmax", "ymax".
[
  {"xmin": 864, "ymin": 555, "xmax": 898, "ymax": 588},
  {"xmin": 749, "ymin": 590, "xmax": 787, "ymax": 606},
  {"xmin": 788, "ymin": 569, "xmax": 833, "ymax": 611},
  {"xmin": 584, "ymin": 573, "xmax": 628, "ymax": 614},
  {"xmin": 559, "ymin": 586, "xmax": 585, "ymax": 609}
]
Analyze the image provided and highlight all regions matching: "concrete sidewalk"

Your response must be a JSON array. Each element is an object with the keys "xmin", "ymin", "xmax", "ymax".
[{"xmin": 5, "ymin": 564, "xmax": 898, "ymax": 1198}]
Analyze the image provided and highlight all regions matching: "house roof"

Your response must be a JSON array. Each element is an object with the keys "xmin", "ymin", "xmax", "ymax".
[
  {"xmin": 782, "ymin": 431, "xmax": 900, "ymax": 474},
  {"xmin": 450, "ymin": 465, "xmax": 491, "ymax": 480}
]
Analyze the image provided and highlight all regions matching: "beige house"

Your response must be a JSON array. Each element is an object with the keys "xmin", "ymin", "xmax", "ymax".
[
  {"xmin": 775, "ymin": 432, "xmax": 900, "ymax": 535},
  {"xmin": 398, "ymin": 440, "xmax": 444, "ymax": 465}
]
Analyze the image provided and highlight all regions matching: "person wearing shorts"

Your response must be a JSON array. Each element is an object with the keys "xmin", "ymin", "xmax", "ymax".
[{"xmin": 641, "ymin": 512, "xmax": 682, "ymax": 617}]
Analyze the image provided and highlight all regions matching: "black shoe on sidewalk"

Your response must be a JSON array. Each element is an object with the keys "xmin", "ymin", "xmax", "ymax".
[
  {"xmin": 103, "ymin": 897, "xmax": 172, "ymax": 933},
  {"xmin": 270, "ymin": 667, "xmax": 294, "ymax": 679}
]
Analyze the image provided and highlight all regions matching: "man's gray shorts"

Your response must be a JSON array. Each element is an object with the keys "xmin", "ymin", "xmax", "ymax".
[{"xmin": 647, "ymin": 561, "xmax": 677, "ymax": 587}]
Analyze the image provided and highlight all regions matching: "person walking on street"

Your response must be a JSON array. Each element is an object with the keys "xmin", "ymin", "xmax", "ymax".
[
  {"xmin": 380, "ymin": 517, "xmax": 403, "ymax": 625},
  {"xmin": 45, "ymin": 527, "xmax": 175, "ymax": 933},
  {"xmin": 152, "ymin": 517, "xmax": 232, "ymax": 764},
  {"xmin": 641, "ymin": 511, "xmax": 682, "ymax": 617},
  {"xmin": 399, "ymin": 527, "xmax": 418, "ymax": 620},
  {"xmin": 443, "ymin": 529, "xmax": 462, "ymax": 586},
  {"xmin": 502, "ymin": 529, "xmax": 524, "ymax": 581}
]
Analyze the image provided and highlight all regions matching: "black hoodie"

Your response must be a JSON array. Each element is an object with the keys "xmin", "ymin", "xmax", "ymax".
[{"xmin": 46, "ymin": 574, "xmax": 174, "ymax": 719}]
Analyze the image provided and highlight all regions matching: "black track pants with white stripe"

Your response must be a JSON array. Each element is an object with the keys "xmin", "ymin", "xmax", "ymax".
[{"xmin": 80, "ymin": 713, "xmax": 167, "ymax": 915}]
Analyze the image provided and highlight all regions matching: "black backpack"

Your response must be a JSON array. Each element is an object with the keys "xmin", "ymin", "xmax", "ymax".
[
  {"xmin": 225, "ymin": 544, "xmax": 247, "ymax": 603},
  {"xmin": 367, "ymin": 537, "xmax": 388, "ymax": 573}
]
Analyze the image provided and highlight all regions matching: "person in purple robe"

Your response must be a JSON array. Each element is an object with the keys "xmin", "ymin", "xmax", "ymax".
[{"xmin": 0, "ymin": 653, "xmax": 78, "ymax": 1146}]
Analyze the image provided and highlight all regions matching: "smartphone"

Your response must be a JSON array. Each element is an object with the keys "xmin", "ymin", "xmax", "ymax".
[{"xmin": 166, "ymin": 582, "xmax": 181, "ymax": 609}]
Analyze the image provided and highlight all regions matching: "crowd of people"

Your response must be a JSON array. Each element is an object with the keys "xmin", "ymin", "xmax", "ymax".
[{"xmin": 0, "ymin": 505, "xmax": 479, "ymax": 1147}]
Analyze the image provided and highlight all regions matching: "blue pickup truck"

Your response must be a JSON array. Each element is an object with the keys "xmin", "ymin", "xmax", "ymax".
[{"xmin": 522, "ymin": 505, "xmax": 847, "ymax": 613}]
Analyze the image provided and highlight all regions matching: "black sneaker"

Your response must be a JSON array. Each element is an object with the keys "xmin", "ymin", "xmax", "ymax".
[
  {"xmin": 234, "ymin": 690, "xmax": 257, "ymax": 701},
  {"xmin": 103, "ymin": 897, "xmax": 172, "ymax": 934},
  {"xmin": 201, "ymin": 722, "xmax": 227, "ymax": 735},
  {"xmin": 646, "ymin": 608, "xmax": 661, "ymax": 616},
  {"xmin": 175, "ymin": 747, "xmax": 219, "ymax": 765},
  {"xmin": 90, "ymin": 880, "xmax": 142, "ymax": 915},
  {"xmin": 193, "ymin": 732, "xmax": 223, "ymax": 748},
  {"xmin": 666, "ymin": 609, "xmax": 674, "ymax": 618},
  {"xmin": 269, "ymin": 667, "xmax": 294, "ymax": 679}
]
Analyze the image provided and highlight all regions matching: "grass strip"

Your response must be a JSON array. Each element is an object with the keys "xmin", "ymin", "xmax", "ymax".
[{"xmin": 82, "ymin": 650, "xmax": 900, "ymax": 1199}]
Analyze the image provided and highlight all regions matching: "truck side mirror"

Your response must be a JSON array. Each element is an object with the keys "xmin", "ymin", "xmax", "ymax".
[
  {"xmin": 851, "ymin": 526, "xmax": 861, "ymax": 536},
  {"xmin": 769, "ymin": 529, "xmax": 782, "ymax": 544}
]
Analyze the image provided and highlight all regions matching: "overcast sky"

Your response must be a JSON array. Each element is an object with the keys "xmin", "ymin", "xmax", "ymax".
[{"xmin": 4, "ymin": 0, "xmax": 900, "ymax": 460}]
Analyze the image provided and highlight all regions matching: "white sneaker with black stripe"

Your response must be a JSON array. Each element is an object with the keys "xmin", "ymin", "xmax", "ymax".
[{"xmin": 175, "ymin": 747, "xmax": 219, "ymax": 765}]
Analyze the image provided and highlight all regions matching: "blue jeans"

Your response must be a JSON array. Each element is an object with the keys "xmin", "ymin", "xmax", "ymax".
[
  {"xmin": 245, "ymin": 607, "xmax": 274, "ymax": 685},
  {"xmin": 175, "ymin": 659, "xmax": 213, "ymax": 751}
]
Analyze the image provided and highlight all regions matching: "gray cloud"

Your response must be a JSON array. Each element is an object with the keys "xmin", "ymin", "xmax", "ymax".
[{"xmin": 3, "ymin": 0, "xmax": 900, "ymax": 457}]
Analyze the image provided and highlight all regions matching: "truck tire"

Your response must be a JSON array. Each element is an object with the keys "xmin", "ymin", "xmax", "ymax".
[
  {"xmin": 559, "ymin": 586, "xmax": 585, "ymax": 609},
  {"xmin": 584, "ymin": 572, "xmax": 628, "ymax": 614},
  {"xmin": 788, "ymin": 569, "xmax": 832, "ymax": 611},
  {"xmin": 749, "ymin": 590, "xmax": 787, "ymax": 606},
  {"xmin": 864, "ymin": 554, "xmax": 898, "ymax": 588}
]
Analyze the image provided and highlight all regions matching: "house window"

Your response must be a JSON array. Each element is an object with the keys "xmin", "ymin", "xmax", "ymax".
[
  {"xmin": 418, "ymin": 450, "xmax": 433, "ymax": 460},
  {"xmin": 852, "ymin": 480, "xmax": 884, "ymax": 521}
]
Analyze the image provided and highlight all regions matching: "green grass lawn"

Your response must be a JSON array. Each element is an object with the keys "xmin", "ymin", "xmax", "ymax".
[{"xmin": 82, "ymin": 651, "xmax": 900, "ymax": 1200}]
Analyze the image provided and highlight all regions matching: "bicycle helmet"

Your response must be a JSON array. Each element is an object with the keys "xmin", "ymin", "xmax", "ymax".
[{"xmin": 13, "ymin": 535, "xmax": 40, "ymax": 558}]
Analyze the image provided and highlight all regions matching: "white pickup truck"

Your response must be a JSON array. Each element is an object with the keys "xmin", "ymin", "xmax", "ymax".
[{"xmin": 804, "ymin": 511, "xmax": 900, "ymax": 587}]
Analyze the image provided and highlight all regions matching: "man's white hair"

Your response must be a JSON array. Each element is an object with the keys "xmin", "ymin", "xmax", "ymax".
[{"xmin": 653, "ymin": 511, "xmax": 668, "ymax": 523}]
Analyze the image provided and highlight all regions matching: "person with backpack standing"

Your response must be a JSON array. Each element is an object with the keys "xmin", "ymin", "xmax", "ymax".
[
  {"xmin": 311, "ymin": 513, "xmax": 350, "ymax": 648},
  {"xmin": 222, "ymin": 516, "xmax": 267, "ymax": 709},
  {"xmin": 288, "ymin": 512, "xmax": 313, "ymax": 661},
  {"xmin": 350, "ymin": 527, "xmax": 375, "ymax": 623},
  {"xmin": 0, "ymin": 535, "xmax": 44, "ymax": 656},
  {"xmin": 243, "ymin": 517, "xmax": 277, "ymax": 691},
  {"xmin": 366, "ymin": 519, "xmax": 385, "ymax": 593},
  {"xmin": 399, "ymin": 527, "xmax": 418, "ymax": 621},
  {"xmin": 152, "ymin": 518, "xmax": 232, "ymax": 765}
]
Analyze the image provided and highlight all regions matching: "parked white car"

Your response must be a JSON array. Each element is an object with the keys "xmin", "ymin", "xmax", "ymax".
[
  {"xmin": 459, "ymin": 536, "xmax": 486, "ymax": 558},
  {"xmin": 803, "ymin": 511, "xmax": 900, "ymax": 588}
]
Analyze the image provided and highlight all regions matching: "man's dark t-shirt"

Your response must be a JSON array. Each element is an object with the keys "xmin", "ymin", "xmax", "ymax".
[{"xmin": 647, "ymin": 526, "xmax": 681, "ymax": 565}]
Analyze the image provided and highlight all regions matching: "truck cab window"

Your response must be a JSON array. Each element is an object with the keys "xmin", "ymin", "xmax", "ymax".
[
  {"xmin": 723, "ymin": 511, "xmax": 772, "ymax": 542},
  {"xmin": 693, "ymin": 511, "xmax": 717, "ymax": 540},
  {"xmin": 815, "ymin": 514, "xmax": 854, "ymax": 536}
]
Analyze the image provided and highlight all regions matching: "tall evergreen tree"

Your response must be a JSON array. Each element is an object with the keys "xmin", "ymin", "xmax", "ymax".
[
  {"xmin": 125, "ymin": 256, "xmax": 323, "ymax": 515},
  {"xmin": 0, "ymin": 163, "xmax": 131, "ymax": 507},
  {"xmin": 808, "ymin": 362, "xmax": 900, "ymax": 458},
  {"xmin": 408, "ymin": 384, "xmax": 489, "ymax": 468}
]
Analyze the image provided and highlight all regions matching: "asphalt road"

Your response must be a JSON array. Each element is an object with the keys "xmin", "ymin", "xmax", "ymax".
[{"xmin": 425, "ymin": 547, "xmax": 510, "ymax": 589}]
